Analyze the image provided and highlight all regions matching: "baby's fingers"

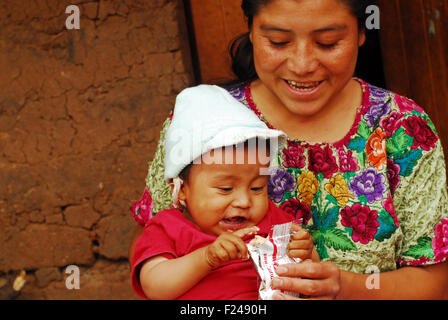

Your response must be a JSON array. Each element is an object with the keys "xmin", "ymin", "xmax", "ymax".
[
  {"xmin": 288, "ymin": 238, "xmax": 313, "ymax": 260},
  {"xmin": 290, "ymin": 225, "xmax": 311, "ymax": 241},
  {"xmin": 232, "ymin": 226, "xmax": 259, "ymax": 239},
  {"xmin": 220, "ymin": 238, "xmax": 247, "ymax": 260}
]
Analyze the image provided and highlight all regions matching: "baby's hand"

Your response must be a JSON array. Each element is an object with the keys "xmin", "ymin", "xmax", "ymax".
[
  {"xmin": 205, "ymin": 226, "xmax": 259, "ymax": 268},
  {"xmin": 287, "ymin": 224, "xmax": 319, "ymax": 261}
]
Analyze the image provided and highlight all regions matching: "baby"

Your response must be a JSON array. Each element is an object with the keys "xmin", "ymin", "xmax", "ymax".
[{"xmin": 131, "ymin": 85, "xmax": 318, "ymax": 300}]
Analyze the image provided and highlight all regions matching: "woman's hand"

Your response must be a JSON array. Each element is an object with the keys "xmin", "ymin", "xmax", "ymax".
[{"xmin": 271, "ymin": 260, "xmax": 341, "ymax": 300}]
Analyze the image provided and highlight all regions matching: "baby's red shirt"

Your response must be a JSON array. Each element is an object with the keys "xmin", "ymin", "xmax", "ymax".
[{"xmin": 131, "ymin": 200, "xmax": 294, "ymax": 300}]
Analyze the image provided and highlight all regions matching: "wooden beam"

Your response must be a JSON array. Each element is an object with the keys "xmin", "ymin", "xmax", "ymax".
[{"xmin": 188, "ymin": 0, "xmax": 247, "ymax": 83}]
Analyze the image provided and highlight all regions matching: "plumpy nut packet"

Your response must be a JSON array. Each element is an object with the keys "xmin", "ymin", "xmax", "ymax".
[{"xmin": 247, "ymin": 222, "xmax": 301, "ymax": 300}]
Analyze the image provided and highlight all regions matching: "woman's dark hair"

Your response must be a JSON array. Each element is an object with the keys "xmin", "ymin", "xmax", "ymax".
[{"xmin": 229, "ymin": 0, "xmax": 377, "ymax": 82}]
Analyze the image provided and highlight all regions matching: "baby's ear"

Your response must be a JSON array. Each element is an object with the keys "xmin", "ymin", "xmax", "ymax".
[{"xmin": 177, "ymin": 182, "xmax": 187, "ymax": 201}]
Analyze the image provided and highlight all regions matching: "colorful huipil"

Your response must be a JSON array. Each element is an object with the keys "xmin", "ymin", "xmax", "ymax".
[{"xmin": 132, "ymin": 79, "xmax": 448, "ymax": 273}]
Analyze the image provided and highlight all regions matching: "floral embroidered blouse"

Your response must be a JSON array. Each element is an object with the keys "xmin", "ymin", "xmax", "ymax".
[{"xmin": 132, "ymin": 79, "xmax": 448, "ymax": 273}]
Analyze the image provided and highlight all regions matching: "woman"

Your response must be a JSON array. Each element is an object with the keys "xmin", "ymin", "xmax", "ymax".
[{"xmin": 130, "ymin": 0, "xmax": 448, "ymax": 299}]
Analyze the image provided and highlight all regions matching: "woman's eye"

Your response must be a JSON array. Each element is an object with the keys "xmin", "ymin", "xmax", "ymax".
[
  {"xmin": 269, "ymin": 40, "xmax": 288, "ymax": 47},
  {"xmin": 317, "ymin": 42, "xmax": 338, "ymax": 49}
]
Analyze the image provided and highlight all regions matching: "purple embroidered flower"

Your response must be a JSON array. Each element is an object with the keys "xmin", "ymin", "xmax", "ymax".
[
  {"xmin": 349, "ymin": 168, "xmax": 386, "ymax": 203},
  {"xmin": 369, "ymin": 86, "xmax": 389, "ymax": 101},
  {"xmin": 337, "ymin": 148, "xmax": 359, "ymax": 173},
  {"xmin": 386, "ymin": 158, "xmax": 400, "ymax": 195},
  {"xmin": 432, "ymin": 217, "xmax": 448, "ymax": 262},
  {"xmin": 363, "ymin": 102, "xmax": 391, "ymax": 127},
  {"xmin": 268, "ymin": 167, "xmax": 296, "ymax": 203},
  {"xmin": 227, "ymin": 86, "xmax": 245, "ymax": 101}
]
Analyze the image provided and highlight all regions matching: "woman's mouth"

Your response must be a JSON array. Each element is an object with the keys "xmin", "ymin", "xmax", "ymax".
[
  {"xmin": 284, "ymin": 80, "xmax": 324, "ymax": 99},
  {"xmin": 286, "ymin": 80, "xmax": 323, "ymax": 92}
]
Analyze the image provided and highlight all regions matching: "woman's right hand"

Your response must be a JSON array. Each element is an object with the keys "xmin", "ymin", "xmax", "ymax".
[{"xmin": 271, "ymin": 260, "xmax": 341, "ymax": 299}]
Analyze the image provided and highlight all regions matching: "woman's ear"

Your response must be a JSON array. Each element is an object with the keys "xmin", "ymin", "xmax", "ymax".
[{"xmin": 358, "ymin": 29, "xmax": 366, "ymax": 47}]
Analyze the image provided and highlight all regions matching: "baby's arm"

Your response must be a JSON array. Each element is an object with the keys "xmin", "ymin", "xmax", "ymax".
[
  {"xmin": 139, "ymin": 226, "xmax": 259, "ymax": 299},
  {"xmin": 287, "ymin": 224, "xmax": 320, "ymax": 262}
]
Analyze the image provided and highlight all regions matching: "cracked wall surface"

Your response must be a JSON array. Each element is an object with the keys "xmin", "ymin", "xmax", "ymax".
[{"xmin": 0, "ymin": 0, "xmax": 194, "ymax": 299}]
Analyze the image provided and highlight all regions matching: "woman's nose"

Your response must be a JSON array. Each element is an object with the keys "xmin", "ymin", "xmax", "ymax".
[{"xmin": 287, "ymin": 42, "xmax": 319, "ymax": 75}]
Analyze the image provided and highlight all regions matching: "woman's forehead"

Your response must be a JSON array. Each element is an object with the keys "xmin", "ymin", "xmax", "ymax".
[{"xmin": 255, "ymin": 0, "xmax": 354, "ymax": 21}]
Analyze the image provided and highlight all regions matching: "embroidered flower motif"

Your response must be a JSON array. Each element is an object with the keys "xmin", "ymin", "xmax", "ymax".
[
  {"xmin": 402, "ymin": 115, "xmax": 437, "ymax": 151},
  {"xmin": 228, "ymin": 86, "xmax": 245, "ymax": 101},
  {"xmin": 337, "ymin": 148, "xmax": 359, "ymax": 173},
  {"xmin": 324, "ymin": 174, "xmax": 354, "ymax": 207},
  {"xmin": 379, "ymin": 110, "xmax": 403, "ymax": 137},
  {"xmin": 366, "ymin": 127, "xmax": 387, "ymax": 170},
  {"xmin": 268, "ymin": 168, "xmax": 295, "ymax": 203},
  {"xmin": 130, "ymin": 188, "xmax": 154, "ymax": 226},
  {"xmin": 363, "ymin": 102, "xmax": 390, "ymax": 127},
  {"xmin": 282, "ymin": 140, "xmax": 306, "ymax": 169},
  {"xmin": 394, "ymin": 94, "xmax": 424, "ymax": 113},
  {"xmin": 432, "ymin": 217, "xmax": 448, "ymax": 262},
  {"xmin": 386, "ymin": 158, "xmax": 400, "ymax": 194},
  {"xmin": 340, "ymin": 203, "xmax": 380, "ymax": 244},
  {"xmin": 280, "ymin": 198, "xmax": 312, "ymax": 226},
  {"xmin": 349, "ymin": 168, "xmax": 386, "ymax": 203},
  {"xmin": 370, "ymin": 86, "xmax": 388, "ymax": 99},
  {"xmin": 397, "ymin": 256, "xmax": 432, "ymax": 266},
  {"xmin": 297, "ymin": 171, "xmax": 319, "ymax": 205},
  {"xmin": 382, "ymin": 194, "xmax": 399, "ymax": 227},
  {"xmin": 307, "ymin": 144, "xmax": 338, "ymax": 179}
]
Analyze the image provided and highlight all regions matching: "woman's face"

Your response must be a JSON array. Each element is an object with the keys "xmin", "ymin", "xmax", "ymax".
[{"xmin": 250, "ymin": 0, "xmax": 365, "ymax": 117}]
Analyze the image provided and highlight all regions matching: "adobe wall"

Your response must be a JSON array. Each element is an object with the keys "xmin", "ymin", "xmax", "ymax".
[{"xmin": 0, "ymin": 0, "xmax": 194, "ymax": 299}]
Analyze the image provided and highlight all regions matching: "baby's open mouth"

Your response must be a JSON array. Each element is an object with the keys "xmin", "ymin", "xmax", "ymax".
[
  {"xmin": 220, "ymin": 216, "xmax": 248, "ymax": 231},
  {"xmin": 222, "ymin": 216, "xmax": 246, "ymax": 224}
]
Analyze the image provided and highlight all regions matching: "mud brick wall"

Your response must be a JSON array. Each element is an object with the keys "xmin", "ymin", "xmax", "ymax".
[{"xmin": 0, "ymin": 0, "xmax": 194, "ymax": 299}]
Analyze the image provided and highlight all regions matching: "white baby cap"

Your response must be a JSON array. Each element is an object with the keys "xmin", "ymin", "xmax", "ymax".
[{"xmin": 164, "ymin": 84, "xmax": 286, "ymax": 182}]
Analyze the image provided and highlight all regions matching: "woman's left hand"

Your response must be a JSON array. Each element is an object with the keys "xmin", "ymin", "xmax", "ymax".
[{"xmin": 271, "ymin": 260, "xmax": 341, "ymax": 300}]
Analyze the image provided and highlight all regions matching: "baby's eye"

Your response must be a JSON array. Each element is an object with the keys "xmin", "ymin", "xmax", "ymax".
[
  {"xmin": 218, "ymin": 187, "xmax": 233, "ymax": 192},
  {"xmin": 251, "ymin": 186, "xmax": 265, "ymax": 192}
]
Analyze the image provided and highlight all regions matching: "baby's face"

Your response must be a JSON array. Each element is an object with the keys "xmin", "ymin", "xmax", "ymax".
[{"xmin": 178, "ymin": 145, "xmax": 270, "ymax": 236}]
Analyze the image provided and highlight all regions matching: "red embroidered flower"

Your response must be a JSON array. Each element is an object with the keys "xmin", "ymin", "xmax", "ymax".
[
  {"xmin": 386, "ymin": 158, "xmax": 400, "ymax": 195},
  {"xmin": 402, "ymin": 115, "xmax": 437, "ymax": 151},
  {"xmin": 282, "ymin": 140, "xmax": 306, "ymax": 169},
  {"xmin": 379, "ymin": 110, "xmax": 403, "ymax": 137},
  {"xmin": 397, "ymin": 256, "xmax": 432, "ymax": 266},
  {"xmin": 307, "ymin": 144, "xmax": 338, "ymax": 179},
  {"xmin": 432, "ymin": 217, "xmax": 448, "ymax": 262},
  {"xmin": 280, "ymin": 198, "xmax": 312, "ymax": 226},
  {"xmin": 394, "ymin": 95, "xmax": 424, "ymax": 113},
  {"xmin": 130, "ymin": 188, "xmax": 154, "ymax": 226},
  {"xmin": 340, "ymin": 203, "xmax": 380, "ymax": 244},
  {"xmin": 382, "ymin": 194, "xmax": 399, "ymax": 227},
  {"xmin": 337, "ymin": 148, "xmax": 359, "ymax": 173}
]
